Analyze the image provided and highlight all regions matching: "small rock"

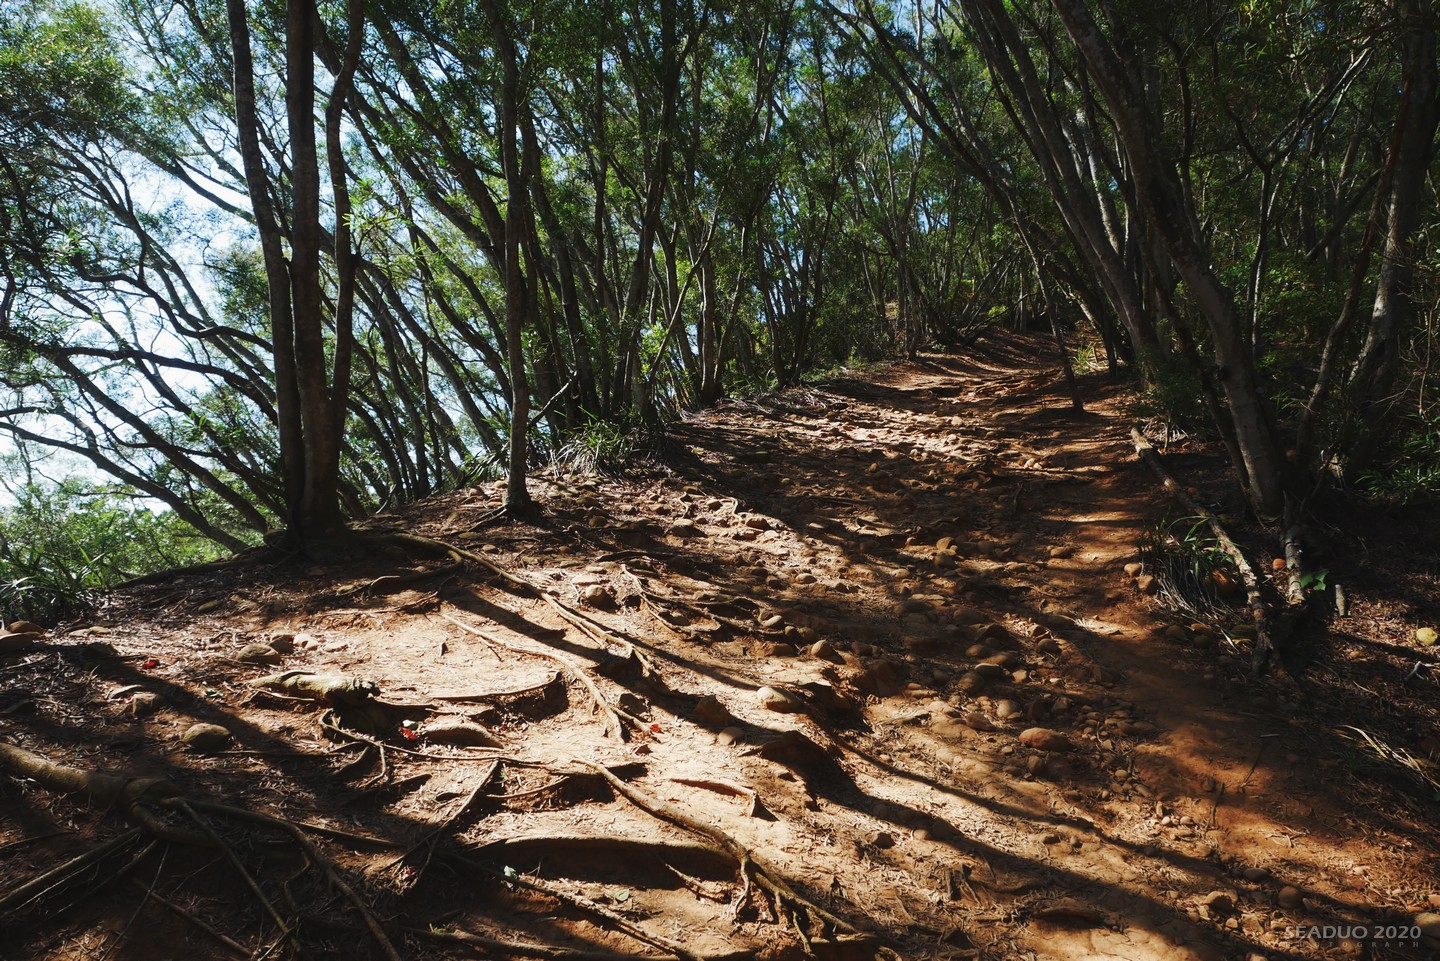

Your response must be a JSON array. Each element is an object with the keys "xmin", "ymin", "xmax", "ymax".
[
  {"xmin": 965, "ymin": 643, "xmax": 993, "ymax": 659},
  {"xmin": 952, "ymin": 608, "xmax": 986, "ymax": 625},
  {"xmin": 0, "ymin": 632, "xmax": 41, "ymax": 654},
  {"xmin": 129, "ymin": 692, "xmax": 162, "ymax": 717},
  {"xmin": 322, "ymin": 640, "xmax": 349, "ymax": 653},
  {"xmin": 1025, "ymin": 697, "xmax": 1053, "ymax": 721},
  {"xmin": 904, "ymin": 635, "xmax": 944, "ymax": 655},
  {"xmin": 743, "ymin": 515, "xmax": 771, "ymax": 530},
  {"xmin": 1123, "ymin": 562, "xmax": 1143, "ymax": 577},
  {"xmin": 182, "ymin": 723, "xmax": 232, "ymax": 752},
  {"xmin": 976, "ymin": 623, "xmax": 1013, "ymax": 645},
  {"xmin": 1049, "ymin": 545, "xmax": 1073, "ymax": 559},
  {"xmin": 294, "ymin": 632, "xmax": 321, "ymax": 650},
  {"xmin": 982, "ymin": 652, "xmax": 1019, "ymax": 669},
  {"xmin": 957, "ymin": 671, "xmax": 988, "ymax": 694},
  {"xmin": 963, "ymin": 712, "xmax": 996, "ymax": 732},
  {"xmin": 7, "ymin": 620, "xmax": 44, "ymax": 635},
  {"xmin": 268, "ymin": 635, "xmax": 296, "ymax": 655},
  {"xmin": 235, "ymin": 643, "xmax": 282, "ymax": 665},
  {"xmin": 972, "ymin": 662, "xmax": 1009, "ymax": 681},
  {"xmin": 995, "ymin": 699, "xmax": 1021, "ymax": 718},
  {"xmin": 757, "ymin": 685, "xmax": 805, "ymax": 713},
  {"xmin": 424, "ymin": 719, "xmax": 503, "ymax": 747},
  {"xmin": 1203, "ymin": 891, "xmax": 1236, "ymax": 914},
  {"xmin": 1414, "ymin": 911, "xmax": 1440, "ymax": 938},
  {"xmin": 769, "ymin": 642, "xmax": 797, "ymax": 657},
  {"xmin": 1018, "ymin": 728, "xmax": 1073, "ymax": 752},
  {"xmin": 1416, "ymin": 627, "xmax": 1438, "ymax": 647},
  {"xmin": 717, "ymin": 726, "xmax": 745, "ymax": 746},
  {"xmin": 809, "ymin": 639, "xmax": 835, "ymax": 658},
  {"xmin": 1136, "ymin": 574, "xmax": 1158, "ymax": 594},
  {"xmin": 1025, "ymin": 755, "xmax": 1049, "ymax": 776},
  {"xmin": 694, "ymin": 695, "xmax": 737, "ymax": 729},
  {"xmin": 1276, "ymin": 886, "xmax": 1304, "ymax": 909},
  {"xmin": 669, "ymin": 518, "xmax": 699, "ymax": 536},
  {"xmin": 794, "ymin": 572, "xmax": 817, "ymax": 585},
  {"xmin": 1242, "ymin": 867, "xmax": 1270, "ymax": 882},
  {"xmin": 760, "ymin": 614, "xmax": 786, "ymax": 629},
  {"xmin": 581, "ymin": 584, "xmax": 615, "ymax": 609},
  {"xmin": 1041, "ymin": 832, "xmax": 1062, "ymax": 844}
]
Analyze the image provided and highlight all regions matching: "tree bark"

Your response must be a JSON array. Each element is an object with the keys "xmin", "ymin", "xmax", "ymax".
[
  {"xmin": 1345, "ymin": 0, "xmax": 1440, "ymax": 475},
  {"xmin": 1052, "ymin": 0, "xmax": 1287, "ymax": 517}
]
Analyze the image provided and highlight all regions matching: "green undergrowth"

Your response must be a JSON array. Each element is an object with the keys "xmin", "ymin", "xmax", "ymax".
[{"xmin": 0, "ymin": 482, "xmax": 224, "ymax": 624}]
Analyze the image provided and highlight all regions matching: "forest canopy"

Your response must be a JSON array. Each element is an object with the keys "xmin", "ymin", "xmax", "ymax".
[{"xmin": 1, "ymin": 0, "xmax": 1437, "ymax": 578}]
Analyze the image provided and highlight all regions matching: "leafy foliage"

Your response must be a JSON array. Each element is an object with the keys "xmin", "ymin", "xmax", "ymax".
[
  {"xmin": 0, "ymin": 481, "xmax": 229, "ymax": 623},
  {"xmin": 1357, "ymin": 410, "xmax": 1440, "ymax": 504}
]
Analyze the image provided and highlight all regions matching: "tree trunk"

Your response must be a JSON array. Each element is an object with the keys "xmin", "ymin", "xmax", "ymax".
[
  {"xmin": 1052, "ymin": 0, "xmax": 1287, "ymax": 517},
  {"xmin": 1345, "ymin": 0, "xmax": 1439, "ymax": 475}
]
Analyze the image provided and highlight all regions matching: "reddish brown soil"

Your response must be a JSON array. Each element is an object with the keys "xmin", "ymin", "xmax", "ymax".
[{"xmin": 2, "ymin": 331, "xmax": 1437, "ymax": 961}]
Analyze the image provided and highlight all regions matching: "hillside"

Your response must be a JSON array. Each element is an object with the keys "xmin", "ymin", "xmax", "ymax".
[{"xmin": 2, "ymin": 332, "xmax": 1437, "ymax": 961}]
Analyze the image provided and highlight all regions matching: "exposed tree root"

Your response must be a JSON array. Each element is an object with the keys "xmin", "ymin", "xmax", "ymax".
[
  {"xmin": 441, "ymin": 609, "xmax": 635, "ymax": 739},
  {"xmin": 541, "ymin": 595, "xmax": 658, "ymax": 678},
  {"xmin": 318, "ymin": 707, "xmax": 505, "ymax": 761},
  {"xmin": 0, "ymin": 740, "xmax": 202, "ymax": 844},
  {"xmin": 433, "ymin": 671, "xmax": 561, "ymax": 703},
  {"xmin": 0, "ymin": 827, "xmax": 146, "ymax": 916},
  {"xmin": 125, "ymin": 878, "xmax": 251, "ymax": 958},
  {"xmin": 1130, "ymin": 427, "xmax": 1304, "ymax": 684},
  {"xmin": 111, "ymin": 544, "xmax": 276, "ymax": 590},
  {"xmin": 443, "ymin": 853, "xmax": 707, "ymax": 961},
  {"xmin": 175, "ymin": 798, "xmax": 404, "ymax": 961},
  {"xmin": 340, "ymin": 561, "xmax": 463, "ymax": 597},
  {"xmin": 0, "ymin": 739, "xmax": 403, "ymax": 961},
  {"xmin": 575, "ymin": 760, "xmax": 863, "ymax": 945},
  {"xmin": 469, "ymin": 831, "xmax": 734, "ymax": 872},
  {"xmin": 383, "ymin": 761, "xmax": 501, "ymax": 885},
  {"xmin": 619, "ymin": 566, "xmax": 706, "ymax": 639},
  {"xmin": 367, "ymin": 530, "xmax": 538, "ymax": 594},
  {"xmin": 173, "ymin": 798, "xmax": 292, "ymax": 939},
  {"xmin": 410, "ymin": 923, "xmax": 702, "ymax": 961},
  {"xmin": 251, "ymin": 670, "xmax": 380, "ymax": 705}
]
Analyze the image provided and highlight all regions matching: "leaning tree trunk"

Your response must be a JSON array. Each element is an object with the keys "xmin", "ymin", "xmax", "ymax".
[
  {"xmin": 1052, "ymin": 0, "xmax": 1287, "ymax": 518},
  {"xmin": 1345, "ymin": 0, "xmax": 1440, "ymax": 476}
]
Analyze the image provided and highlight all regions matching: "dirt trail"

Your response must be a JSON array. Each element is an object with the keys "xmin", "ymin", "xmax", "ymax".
[{"xmin": 2, "ymin": 332, "xmax": 1436, "ymax": 961}]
